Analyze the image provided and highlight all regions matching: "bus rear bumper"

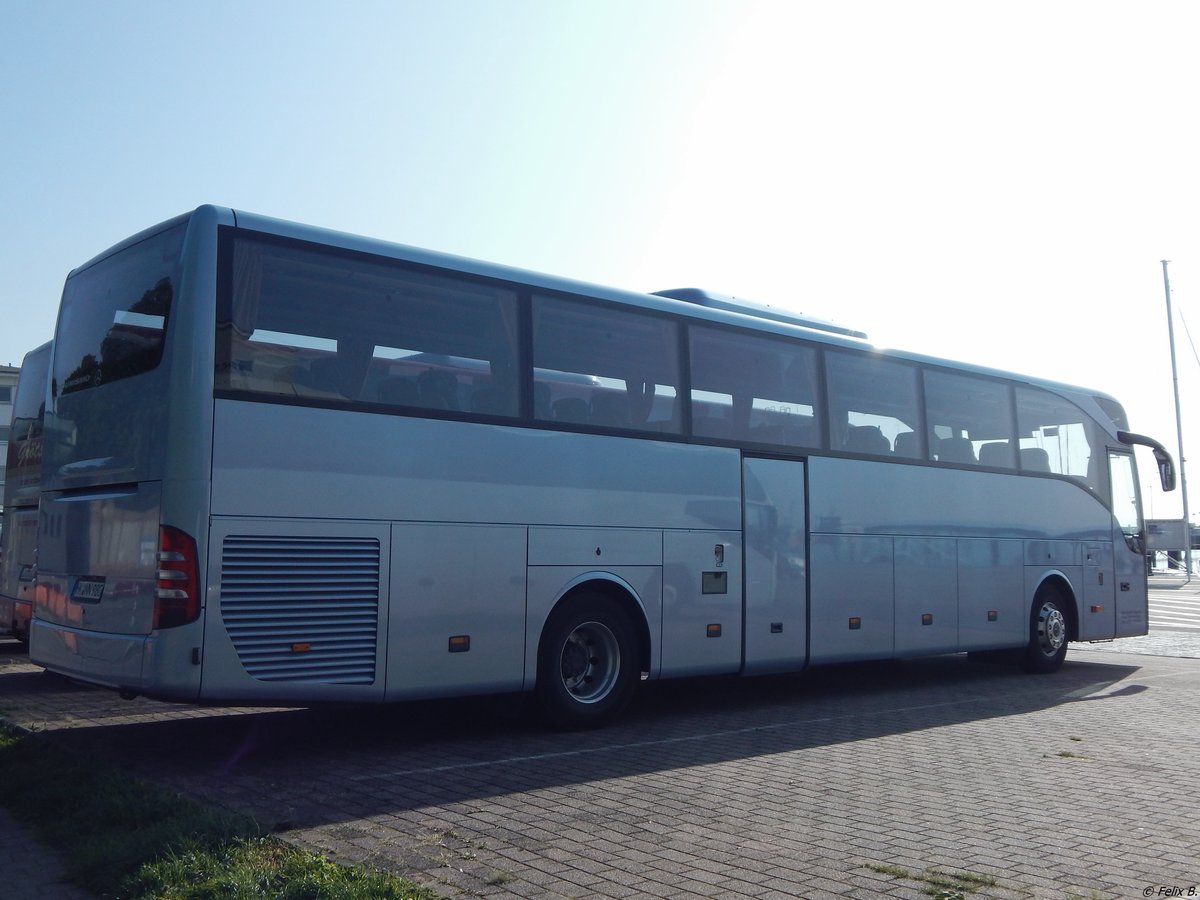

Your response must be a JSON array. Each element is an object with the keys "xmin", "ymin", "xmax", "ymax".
[
  {"xmin": 28, "ymin": 619, "xmax": 201, "ymax": 701},
  {"xmin": 30, "ymin": 619, "xmax": 144, "ymax": 691}
]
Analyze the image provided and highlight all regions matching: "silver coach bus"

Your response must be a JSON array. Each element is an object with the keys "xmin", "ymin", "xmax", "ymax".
[
  {"xmin": 29, "ymin": 206, "xmax": 1175, "ymax": 727},
  {"xmin": 1, "ymin": 340, "xmax": 52, "ymax": 644}
]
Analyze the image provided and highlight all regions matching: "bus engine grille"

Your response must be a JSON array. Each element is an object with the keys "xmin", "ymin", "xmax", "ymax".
[{"xmin": 220, "ymin": 535, "xmax": 381, "ymax": 685}]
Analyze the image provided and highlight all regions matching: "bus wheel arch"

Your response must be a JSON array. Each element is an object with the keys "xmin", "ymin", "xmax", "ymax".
[
  {"xmin": 1021, "ymin": 577, "xmax": 1075, "ymax": 673},
  {"xmin": 535, "ymin": 579, "xmax": 649, "ymax": 729}
]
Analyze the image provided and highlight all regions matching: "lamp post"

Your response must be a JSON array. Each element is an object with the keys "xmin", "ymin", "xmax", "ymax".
[{"xmin": 1162, "ymin": 259, "xmax": 1191, "ymax": 575}]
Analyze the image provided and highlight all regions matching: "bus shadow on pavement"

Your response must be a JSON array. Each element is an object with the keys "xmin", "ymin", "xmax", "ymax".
[{"xmin": 4, "ymin": 651, "xmax": 1150, "ymax": 832}]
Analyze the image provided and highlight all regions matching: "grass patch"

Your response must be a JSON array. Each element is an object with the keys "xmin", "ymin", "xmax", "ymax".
[
  {"xmin": 126, "ymin": 838, "xmax": 434, "ymax": 899},
  {"xmin": 867, "ymin": 862, "xmax": 911, "ymax": 879},
  {"xmin": 923, "ymin": 868, "xmax": 999, "ymax": 897},
  {"xmin": 0, "ymin": 727, "xmax": 441, "ymax": 898},
  {"xmin": 866, "ymin": 862, "xmax": 1002, "ymax": 898}
]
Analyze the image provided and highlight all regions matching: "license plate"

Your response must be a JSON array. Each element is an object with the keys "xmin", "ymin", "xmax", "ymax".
[{"xmin": 72, "ymin": 578, "xmax": 106, "ymax": 602}]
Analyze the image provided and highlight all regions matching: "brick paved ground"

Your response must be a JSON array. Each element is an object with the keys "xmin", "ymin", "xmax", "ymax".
[
  {"xmin": 2, "ymin": 630, "xmax": 1199, "ymax": 899},
  {"xmin": 3, "ymin": 573, "xmax": 1199, "ymax": 897}
]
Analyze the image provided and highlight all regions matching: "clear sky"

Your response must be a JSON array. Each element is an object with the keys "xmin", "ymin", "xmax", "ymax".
[{"xmin": 2, "ymin": 0, "xmax": 1198, "ymax": 517}]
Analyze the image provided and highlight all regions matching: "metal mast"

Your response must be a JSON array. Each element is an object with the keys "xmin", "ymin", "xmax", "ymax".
[{"xmin": 1163, "ymin": 259, "xmax": 1191, "ymax": 573}]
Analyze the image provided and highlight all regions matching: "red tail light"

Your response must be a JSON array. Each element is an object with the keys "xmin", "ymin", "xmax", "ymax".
[{"xmin": 155, "ymin": 526, "xmax": 200, "ymax": 629}]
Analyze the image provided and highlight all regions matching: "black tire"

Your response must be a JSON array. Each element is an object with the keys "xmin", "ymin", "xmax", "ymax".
[
  {"xmin": 536, "ymin": 592, "xmax": 639, "ymax": 730},
  {"xmin": 1021, "ymin": 587, "xmax": 1070, "ymax": 673}
]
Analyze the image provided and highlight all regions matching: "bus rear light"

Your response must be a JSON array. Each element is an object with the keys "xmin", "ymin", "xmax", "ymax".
[{"xmin": 155, "ymin": 526, "xmax": 200, "ymax": 629}]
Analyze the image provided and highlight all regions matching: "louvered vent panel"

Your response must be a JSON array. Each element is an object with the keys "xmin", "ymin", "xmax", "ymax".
[{"xmin": 221, "ymin": 536, "xmax": 380, "ymax": 684}]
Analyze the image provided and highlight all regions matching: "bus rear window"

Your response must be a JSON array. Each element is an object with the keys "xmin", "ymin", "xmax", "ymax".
[{"xmin": 54, "ymin": 224, "xmax": 185, "ymax": 396}]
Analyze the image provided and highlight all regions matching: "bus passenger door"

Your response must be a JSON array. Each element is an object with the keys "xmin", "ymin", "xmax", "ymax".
[
  {"xmin": 1109, "ymin": 450, "xmax": 1149, "ymax": 637},
  {"xmin": 742, "ymin": 457, "xmax": 808, "ymax": 675}
]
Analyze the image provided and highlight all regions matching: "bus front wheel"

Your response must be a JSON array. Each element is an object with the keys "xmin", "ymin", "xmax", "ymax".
[
  {"xmin": 536, "ymin": 593, "xmax": 638, "ymax": 729},
  {"xmin": 1021, "ymin": 588, "xmax": 1070, "ymax": 673}
]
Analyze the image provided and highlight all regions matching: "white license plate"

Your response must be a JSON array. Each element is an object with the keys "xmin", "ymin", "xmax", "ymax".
[{"xmin": 72, "ymin": 578, "xmax": 106, "ymax": 602}]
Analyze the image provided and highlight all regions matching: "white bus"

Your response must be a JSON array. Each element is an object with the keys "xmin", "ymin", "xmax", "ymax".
[
  {"xmin": 29, "ymin": 206, "xmax": 1175, "ymax": 727},
  {"xmin": 1, "ymin": 341, "xmax": 52, "ymax": 645}
]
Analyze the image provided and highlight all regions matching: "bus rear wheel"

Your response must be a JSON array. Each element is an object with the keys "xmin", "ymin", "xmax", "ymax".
[
  {"xmin": 536, "ymin": 592, "xmax": 638, "ymax": 729},
  {"xmin": 1021, "ymin": 588, "xmax": 1070, "ymax": 673}
]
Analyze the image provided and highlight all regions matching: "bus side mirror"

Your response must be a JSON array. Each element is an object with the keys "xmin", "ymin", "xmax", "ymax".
[
  {"xmin": 1118, "ymin": 430, "xmax": 1177, "ymax": 492},
  {"xmin": 1153, "ymin": 448, "xmax": 1177, "ymax": 493}
]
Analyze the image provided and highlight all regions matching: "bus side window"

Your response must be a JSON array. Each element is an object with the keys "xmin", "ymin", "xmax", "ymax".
[
  {"xmin": 825, "ymin": 350, "xmax": 920, "ymax": 458},
  {"xmin": 1016, "ymin": 386, "xmax": 1106, "ymax": 495},
  {"xmin": 689, "ymin": 326, "xmax": 821, "ymax": 450},
  {"xmin": 220, "ymin": 235, "xmax": 520, "ymax": 418},
  {"xmin": 532, "ymin": 295, "xmax": 682, "ymax": 435},
  {"xmin": 924, "ymin": 370, "xmax": 1016, "ymax": 469}
]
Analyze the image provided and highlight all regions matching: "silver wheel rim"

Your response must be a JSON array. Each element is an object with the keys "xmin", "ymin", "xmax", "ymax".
[
  {"xmin": 1037, "ymin": 603, "xmax": 1067, "ymax": 657},
  {"xmin": 558, "ymin": 620, "xmax": 621, "ymax": 704}
]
